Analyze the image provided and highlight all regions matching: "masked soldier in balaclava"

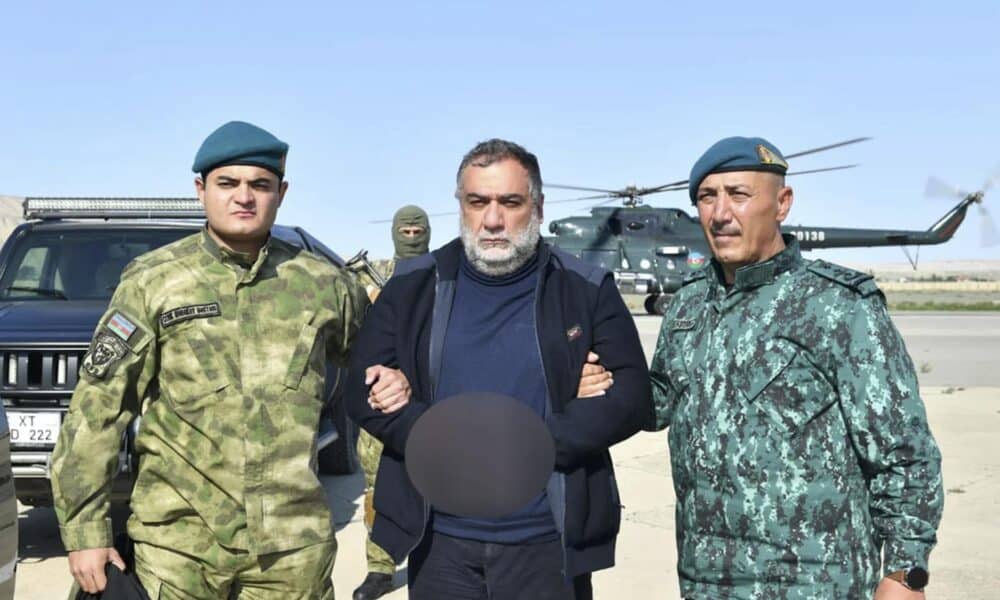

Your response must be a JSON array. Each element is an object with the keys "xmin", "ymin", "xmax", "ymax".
[{"xmin": 352, "ymin": 204, "xmax": 430, "ymax": 600}]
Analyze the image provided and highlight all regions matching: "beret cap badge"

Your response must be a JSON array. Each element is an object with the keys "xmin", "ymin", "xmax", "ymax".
[
  {"xmin": 756, "ymin": 144, "xmax": 788, "ymax": 169},
  {"xmin": 688, "ymin": 136, "xmax": 789, "ymax": 204}
]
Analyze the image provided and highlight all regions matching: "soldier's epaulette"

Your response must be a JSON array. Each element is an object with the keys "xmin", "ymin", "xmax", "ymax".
[
  {"xmin": 681, "ymin": 269, "xmax": 708, "ymax": 287},
  {"xmin": 806, "ymin": 259, "xmax": 880, "ymax": 297}
]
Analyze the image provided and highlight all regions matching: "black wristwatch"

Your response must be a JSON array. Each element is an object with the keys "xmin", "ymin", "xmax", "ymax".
[{"xmin": 888, "ymin": 566, "xmax": 929, "ymax": 591}]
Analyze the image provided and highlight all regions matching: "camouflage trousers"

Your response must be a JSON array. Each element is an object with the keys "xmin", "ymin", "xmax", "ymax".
[
  {"xmin": 132, "ymin": 536, "xmax": 336, "ymax": 599},
  {"xmin": 357, "ymin": 429, "xmax": 395, "ymax": 575}
]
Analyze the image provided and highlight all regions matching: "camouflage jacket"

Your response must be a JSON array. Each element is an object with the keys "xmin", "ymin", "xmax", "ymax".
[
  {"xmin": 352, "ymin": 258, "xmax": 394, "ymax": 298},
  {"xmin": 51, "ymin": 230, "xmax": 368, "ymax": 555},
  {"xmin": 649, "ymin": 238, "xmax": 943, "ymax": 599}
]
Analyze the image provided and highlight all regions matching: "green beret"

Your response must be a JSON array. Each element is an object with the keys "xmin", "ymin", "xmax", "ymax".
[
  {"xmin": 688, "ymin": 136, "xmax": 788, "ymax": 204},
  {"xmin": 192, "ymin": 121, "xmax": 289, "ymax": 178}
]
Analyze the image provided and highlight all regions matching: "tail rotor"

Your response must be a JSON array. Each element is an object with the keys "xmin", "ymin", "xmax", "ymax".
[{"xmin": 925, "ymin": 170, "xmax": 997, "ymax": 247}]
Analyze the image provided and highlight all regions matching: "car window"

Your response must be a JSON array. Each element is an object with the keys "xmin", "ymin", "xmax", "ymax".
[{"xmin": 0, "ymin": 229, "xmax": 194, "ymax": 301}]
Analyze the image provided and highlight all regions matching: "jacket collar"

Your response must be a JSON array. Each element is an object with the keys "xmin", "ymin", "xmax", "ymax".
[
  {"xmin": 433, "ymin": 238, "xmax": 551, "ymax": 281},
  {"xmin": 199, "ymin": 228, "xmax": 273, "ymax": 283},
  {"xmin": 704, "ymin": 234, "xmax": 802, "ymax": 299}
]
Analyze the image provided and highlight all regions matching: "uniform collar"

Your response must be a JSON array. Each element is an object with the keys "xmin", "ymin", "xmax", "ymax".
[
  {"xmin": 199, "ymin": 228, "xmax": 273, "ymax": 282},
  {"xmin": 705, "ymin": 234, "xmax": 802, "ymax": 298}
]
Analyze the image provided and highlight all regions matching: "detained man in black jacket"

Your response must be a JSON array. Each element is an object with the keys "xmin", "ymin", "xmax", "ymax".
[{"xmin": 345, "ymin": 139, "xmax": 653, "ymax": 600}]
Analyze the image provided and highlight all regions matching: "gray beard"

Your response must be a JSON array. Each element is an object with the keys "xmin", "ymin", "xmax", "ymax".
[{"xmin": 460, "ymin": 211, "xmax": 542, "ymax": 277}]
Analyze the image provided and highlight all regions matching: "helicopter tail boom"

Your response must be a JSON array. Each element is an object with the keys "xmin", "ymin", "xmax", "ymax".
[{"xmin": 789, "ymin": 193, "xmax": 977, "ymax": 250}]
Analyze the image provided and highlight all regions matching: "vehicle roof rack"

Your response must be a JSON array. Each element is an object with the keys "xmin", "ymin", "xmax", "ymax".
[{"xmin": 24, "ymin": 197, "xmax": 204, "ymax": 220}]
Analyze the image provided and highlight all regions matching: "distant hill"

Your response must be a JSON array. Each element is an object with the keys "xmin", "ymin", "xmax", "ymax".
[
  {"xmin": 843, "ymin": 260, "xmax": 1000, "ymax": 282},
  {"xmin": 0, "ymin": 196, "xmax": 24, "ymax": 244}
]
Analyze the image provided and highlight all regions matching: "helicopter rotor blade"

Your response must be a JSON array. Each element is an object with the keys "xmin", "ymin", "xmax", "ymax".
[
  {"xmin": 368, "ymin": 209, "xmax": 459, "ymax": 224},
  {"xmin": 982, "ymin": 164, "xmax": 1000, "ymax": 193},
  {"xmin": 783, "ymin": 137, "xmax": 872, "ymax": 160},
  {"xmin": 637, "ymin": 179, "xmax": 691, "ymax": 195},
  {"xmin": 924, "ymin": 176, "xmax": 968, "ymax": 199},
  {"xmin": 786, "ymin": 164, "xmax": 859, "ymax": 177},
  {"xmin": 633, "ymin": 162, "xmax": 863, "ymax": 199},
  {"xmin": 546, "ymin": 193, "xmax": 620, "ymax": 205},
  {"xmin": 639, "ymin": 185, "xmax": 689, "ymax": 198},
  {"xmin": 544, "ymin": 183, "xmax": 622, "ymax": 195},
  {"xmin": 369, "ymin": 191, "xmax": 617, "ymax": 223},
  {"xmin": 978, "ymin": 204, "xmax": 999, "ymax": 247},
  {"xmin": 634, "ymin": 165, "xmax": 859, "ymax": 199}
]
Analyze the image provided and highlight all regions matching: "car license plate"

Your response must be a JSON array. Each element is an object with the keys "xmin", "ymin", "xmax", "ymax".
[{"xmin": 7, "ymin": 411, "xmax": 60, "ymax": 446}]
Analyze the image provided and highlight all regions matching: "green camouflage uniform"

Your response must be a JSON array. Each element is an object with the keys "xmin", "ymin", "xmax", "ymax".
[
  {"xmin": 350, "ymin": 204, "xmax": 429, "ymax": 581},
  {"xmin": 352, "ymin": 258, "xmax": 396, "ymax": 575},
  {"xmin": 51, "ymin": 229, "xmax": 368, "ymax": 598},
  {"xmin": 649, "ymin": 238, "xmax": 943, "ymax": 599},
  {"xmin": 355, "ymin": 259, "xmax": 395, "ymax": 304}
]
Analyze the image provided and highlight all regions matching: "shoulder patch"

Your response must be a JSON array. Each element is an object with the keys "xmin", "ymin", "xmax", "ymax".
[
  {"xmin": 82, "ymin": 331, "xmax": 129, "ymax": 379},
  {"xmin": 107, "ymin": 312, "xmax": 137, "ymax": 341},
  {"xmin": 807, "ymin": 260, "xmax": 880, "ymax": 296}
]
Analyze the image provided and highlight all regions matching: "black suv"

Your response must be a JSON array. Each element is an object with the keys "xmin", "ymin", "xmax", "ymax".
[{"xmin": 1, "ymin": 198, "xmax": 359, "ymax": 507}]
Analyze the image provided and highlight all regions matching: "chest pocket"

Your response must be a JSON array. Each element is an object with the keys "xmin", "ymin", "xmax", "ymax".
[
  {"xmin": 284, "ymin": 309, "xmax": 331, "ymax": 392},
  {"xmin": 739, "ymin": 338, "xmax": 834, "ymax": 434},
  {"xmin": 662, "ymin": 318, "xmax": 699, "ymax": 396},
  {"xmin": 159, "ymin": 320, "xmax": 230, "ymax": 408}
]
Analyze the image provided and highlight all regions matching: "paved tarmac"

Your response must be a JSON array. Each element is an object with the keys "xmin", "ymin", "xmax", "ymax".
[{"xmin": 12, "ymin": 311, "xmax": 1000, "ymax": 599}]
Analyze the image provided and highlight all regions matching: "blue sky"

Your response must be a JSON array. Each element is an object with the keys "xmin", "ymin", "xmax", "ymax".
[{"xmin": 1, "ymin": 1, "xmax": 998, "ymax": 263}]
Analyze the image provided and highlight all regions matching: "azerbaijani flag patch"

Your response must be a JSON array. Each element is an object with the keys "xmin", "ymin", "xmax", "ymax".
[{"xmin": 107, "ymin": 312, "xmax": 138, "ymax": 341}]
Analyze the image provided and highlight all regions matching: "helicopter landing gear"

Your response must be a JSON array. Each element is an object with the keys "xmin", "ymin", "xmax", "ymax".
[
  {"xmin": 644, "ymin": 295, "xmax": 658, "ymax": 315},
  {"xmin": 644, "ymin": 294, "xmax": 673, "ymax": 316},
  {"xmin": 643, "ymin": 294, "xmax": 673, "ymax": 317},
  {"xmin": 654, "ymin": 294, "xmax": 671, "ymax": 316}
]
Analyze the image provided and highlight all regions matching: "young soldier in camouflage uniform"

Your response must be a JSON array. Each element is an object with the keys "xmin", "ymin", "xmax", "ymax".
[
  {"xmin": 351, "ymin": 204, "xmax": 429, "ymax": 600},
  {"xmin": 647, "ymin": 137, "xmax": 944, "ymax": 599},
  {"xmin": 51, "ymin": 121, "xmax": 373, "ymax": 598}
]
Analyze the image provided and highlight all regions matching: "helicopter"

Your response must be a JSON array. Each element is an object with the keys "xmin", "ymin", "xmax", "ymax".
[{"xmin": 543, "ymin": 138, "xmax": 997, "ymax": 315}]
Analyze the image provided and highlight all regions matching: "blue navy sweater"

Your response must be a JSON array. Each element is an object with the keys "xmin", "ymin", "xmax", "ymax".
[
  {"xmin": 346, "ymin": 239, "xmax": 653, "ymax": 577},
  {"xmin": 432, "ymin": 251, "xmax": 558, "ymax": 543}
]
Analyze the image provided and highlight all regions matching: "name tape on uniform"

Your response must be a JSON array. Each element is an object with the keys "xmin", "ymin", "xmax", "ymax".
[{"xmin": 160, "ymin": 302, "xmax": 222, "ymax": 328}]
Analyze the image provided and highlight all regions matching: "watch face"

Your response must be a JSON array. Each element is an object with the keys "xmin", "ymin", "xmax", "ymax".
[{"xmin": 906, "ymin": 567, "xmax": 929, "ymax": 590}]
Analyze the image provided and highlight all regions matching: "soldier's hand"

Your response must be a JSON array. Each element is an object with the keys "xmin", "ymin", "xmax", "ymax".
[
  {"xmin": 577, "ymin": 351, "xmax": 613, "ymax": 398},
  {"xmin": 366, "ymin": 365, "xmax": 411, "ymax": 413},
  {"xmin": 873, "ymin": 577, "xmax": 925, "ymax": 599},
  {"xmin": 366, "ymin": 285, "xmax": 381, "ymax": 303},
  {"xmin": 68, "ymin": 546, "xmax": 127, "ymax": 593}
]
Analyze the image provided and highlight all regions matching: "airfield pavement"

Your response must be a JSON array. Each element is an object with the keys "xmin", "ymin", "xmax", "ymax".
[{"xmin": 12, "ymin": 311, "xmax": 1000, "ymax": 599}]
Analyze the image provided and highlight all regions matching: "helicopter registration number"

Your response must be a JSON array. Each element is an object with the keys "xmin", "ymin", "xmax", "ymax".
[{"xmin": 793, "ymin": 230, "xmax": 826, "ymax": 242}]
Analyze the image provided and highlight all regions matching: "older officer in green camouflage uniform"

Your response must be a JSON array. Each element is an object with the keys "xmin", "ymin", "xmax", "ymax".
[
  {"xmin": 51, "ymin": 121, "xmax": 369, "ymax": 598},
  {"xmin": 648, "ymin": 137, "xmax": 943, "ymax": 599},
  {"xmin": 351, "ymin": 204, "xmax": 429, "ymax": 600}
]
